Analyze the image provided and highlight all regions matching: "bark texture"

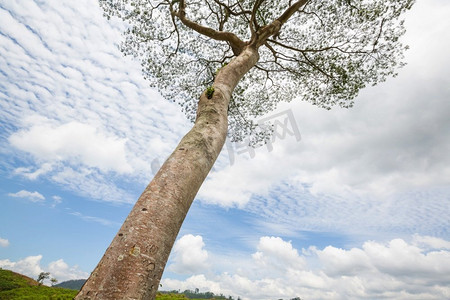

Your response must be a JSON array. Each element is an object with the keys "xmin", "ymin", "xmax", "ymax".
[{"xmin": 75, "ymin": 46, "xmax": 259, "ymax": 300}]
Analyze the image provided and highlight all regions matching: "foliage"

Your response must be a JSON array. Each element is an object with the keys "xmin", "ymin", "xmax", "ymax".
[
  {"xmin": 206, "ymin": 86, "xmax": 215, "ymax": 99},
  {"xmin": 50, "ymin": 278, "xmax": 58, "ymax": 286},
  {"xmin": 156, "ymin": 292, "xmax": 189, "ymax": 299},
  {"xmin": 37, "ymin": 271, "xmax": 50, "ymax": 285},
  {"xmin": 100, "ymin": 0, "xmax": 414, "ymax": 145}
]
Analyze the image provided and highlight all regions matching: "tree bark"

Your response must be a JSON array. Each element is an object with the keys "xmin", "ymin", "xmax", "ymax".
[{"xmin": 75, "ymin": 46, "xmax": 259, "ymax": 300}]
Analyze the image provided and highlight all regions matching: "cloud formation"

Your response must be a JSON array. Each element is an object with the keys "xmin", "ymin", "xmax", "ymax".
[
  {"xmin": 0, "ymin": 237, "xmax": 10, "ymax": 248},
  {"xmin": 0, "ymin": 255, "xmax": 44, "ymax": 280},
  {"xmin": 8, "ymin": 190, "xmax": 45, "ymax": 202},
  {"xmin": 47, "ymin": 259, "xmax": 89, "ymax": 282},
  {"xmin": 252, "ymin": 236, "xmax": 305, "ymax": 276},
  {"xmin": 0, "ymin": 0, "xmax": 189, "ymax": 204},
  {"xmin": 162, "ymin": 235, "xmax": 450, "ymax": 300},
  {"xmin": 169, "ymin": 234, "xmax": 209, "ymax": 274},
  {"xmin": 9, "ymin": 117, "xmax": 132, "ymax": 174}
]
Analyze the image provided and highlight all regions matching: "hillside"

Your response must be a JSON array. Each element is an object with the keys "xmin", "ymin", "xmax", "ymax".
[
  {"xmin": 0, "ymin": 268, "xmax": 39, "ymax": 291},
  {"xmin": 0, "ymin": 268, "xmax": 78, "ymax": 299}
]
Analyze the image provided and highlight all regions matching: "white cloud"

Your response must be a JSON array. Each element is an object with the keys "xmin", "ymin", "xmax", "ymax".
[
  {"xmin": 50, "ymin": 166, "xmax": 135, "ymax": 204},
  {"xmin": 252, "ymin": 236, "xmax": 305, "ymax": 275},
  {"xmin": 0, "ymin": 255, "xmax": 44, "ymax": 279},
  {"xmin": 0, "ymin": 237, "xmax": 10, "ymax": 247},
  {"xmin": 198, "ymin": 146, "xmax": 295, "ymax": 208},
  {"xmin": 0, "ymin": 0, "xmax": 189, "ymax": 204},
  {"xmin": 47, "ymin": 259, "xmax": 89, "ymax": 281},
  {"xmin": 0, "ymin": 255, "xmax": 89, "ymax": 284},
  {"xmin": 359, "ymin": 239, "xmax": 450, "ymax": 278},
  {"xmin": 169, "ymin": 234, "xmax": 209, "ymax": 274},
  {"xmin": 162, "ymin": 274, "xmax": 224, "ymax": 295},
  {"xmin": 51, "ymin": 195, "xmax": 62, "ymax": 208},
  {"xmin": 413, "ymin": 234, "xmax": 450, "ymax": 250},
  {"xmin": 162, "ymin": 235, "xmax": 450, "ymax": 300},
  {"xmin": 242, "ymin": 182, "xmax": 450, "ymax": 241},
  {"xmin": 313, "ymin": 245, "xmax": 372, "ymax": 277},
  {"xmin": 8, "ymin": 190, "xmax": 45, "ymax": 202},
  {"xmin": 9, "ymin": 117, "xmax": 132, "ymax": 174},
  {"xmin": 14, "ymin": 163, "xmax": 54, "ymax": 180}
]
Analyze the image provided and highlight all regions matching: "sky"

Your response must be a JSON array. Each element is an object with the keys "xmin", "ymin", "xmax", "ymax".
[{"xmin": 0, "ymin": 0, "xmax": 450, "ymax": 299}]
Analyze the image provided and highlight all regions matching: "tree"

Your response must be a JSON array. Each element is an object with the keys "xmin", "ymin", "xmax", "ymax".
[
  {"xmin": 50, "ymin": 277, "xmax": 58, "ymax": 286},
  {"xmin": 76, "ymin": 0, "xmax": 414, "ymax": 299},
  {"xmin": 37, "ymin": 271, "xmax": 50, "ymax": 286}
]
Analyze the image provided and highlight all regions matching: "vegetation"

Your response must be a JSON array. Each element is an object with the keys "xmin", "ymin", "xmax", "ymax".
[
  {"xmin": 0, "ymin": 269, "xmax": 39, "ymax": 291},
  {"xmin": 156, "ymin": 292, "xmax": 189, "ymax": 300},
  {"xmin": 159, "ymin": 289, "xmax": 232, "ymax": 299},
  {"xmin": 37, "ymin": 271, "xmax": 50, "ymax": 285},
  {"xmin": 0, "ymin": 269, "xmax": 77, "ymax": 299},
  {"xmin": 0, "ymin": 285, "xmax": 78, "ymax": 299}
]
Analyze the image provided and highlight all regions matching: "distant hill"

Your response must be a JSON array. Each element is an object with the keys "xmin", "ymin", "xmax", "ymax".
[{"xmin": 54, "ymin": 279, "xmax": 86, "ymax": 290}]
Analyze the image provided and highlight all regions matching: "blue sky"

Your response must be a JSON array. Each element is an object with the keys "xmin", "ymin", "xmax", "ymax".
[{"xmin": 1, "ymin": 0, "xmax": 450, "ymax": 299}]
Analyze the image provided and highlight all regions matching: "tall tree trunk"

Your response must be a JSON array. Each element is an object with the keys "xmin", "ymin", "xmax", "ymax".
[{"xmin": 75, "ymin": 46, "xmax": 259, "ymax": 300}]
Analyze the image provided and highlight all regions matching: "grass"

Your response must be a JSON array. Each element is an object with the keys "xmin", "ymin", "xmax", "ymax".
[{"xmin": 0, "ymin": 269, "xmax": 77, "ymax": 299}]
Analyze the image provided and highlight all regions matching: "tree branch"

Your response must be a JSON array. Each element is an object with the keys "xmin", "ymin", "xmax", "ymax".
[
  {"xmin": 250, "ymin": 0, "xmax": 265, "ymax": 35},
  {"xmin": 252, "ymin": 0, "xmax": 309, "ymax": 48},
  {"xmin": 277, "ymin": 0, "xmax": 309, "ymax": 25},
  {"xmin": 172, "ymin": 0, "xmax": 246, "ymax": 55},
  {"xmin": 267, "ymin": 38, "xmax": 374, "ymax": 55},
  {"xmin": 212, "ymin": 0, "xmax": 252, "ymax": 17}
]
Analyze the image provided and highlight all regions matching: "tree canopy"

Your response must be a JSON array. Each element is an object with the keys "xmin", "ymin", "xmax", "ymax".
[{"xmin": 100, "ymin": 0, "xmax": 413, "ymax": 144}]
